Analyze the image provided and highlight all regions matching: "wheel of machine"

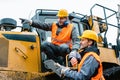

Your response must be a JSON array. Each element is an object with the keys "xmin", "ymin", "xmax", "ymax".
[{"xmin": 0, "ymin": 18, "xmax": 17, "ymax": 30}]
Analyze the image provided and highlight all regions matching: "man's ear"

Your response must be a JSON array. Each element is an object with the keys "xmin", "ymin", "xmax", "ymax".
[{"xmin": 88, "ymin": 40, "xmax": 93, "ymax": 46}]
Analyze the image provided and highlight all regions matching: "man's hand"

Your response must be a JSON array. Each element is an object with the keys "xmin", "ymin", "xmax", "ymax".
[
  {"xmin": 69, "ymin": 50, "xmax": 81, "ymax": 66},
  {"xmin": 70, "ymin": 57, "xmax": 78, "ymax": 67},
  {"xmin": 19, "ymin": 18, "xmax": 32, "ymax": 25}
]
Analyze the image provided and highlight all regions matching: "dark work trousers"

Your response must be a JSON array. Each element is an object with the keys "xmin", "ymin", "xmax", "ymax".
[{"xmin": 41, "ymin": 41, "xmax": 70, "ymax": 64}]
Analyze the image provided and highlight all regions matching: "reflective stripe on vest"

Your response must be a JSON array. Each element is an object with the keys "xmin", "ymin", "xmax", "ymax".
[
  {"xmin": 78, "ymin": 52, "xmax": 105, "ymax": 80},
  {"xmin": 51, "ymin": 23, "xmax": 73, "ymax": 48}
]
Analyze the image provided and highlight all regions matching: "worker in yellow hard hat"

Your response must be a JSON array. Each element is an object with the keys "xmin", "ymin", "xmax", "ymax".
[
  {"xmin": 20, "ymin": 9, "xmax": 80, "ymax": 65},
  {"xmin": 70, "ymin": 30, "xmax": 99, "ymax": 66},
  {"xmin": 44, "ymin": 30, "xmax": 105, "ymax": 80}
]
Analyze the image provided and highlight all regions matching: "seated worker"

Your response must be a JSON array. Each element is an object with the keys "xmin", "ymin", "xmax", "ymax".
[
  {"xmin": 20, "ymin": 9, "xmax": 80, "ymax": 64},
  {"xmin": 46, "ymin": 30, "xmax": 105, "ymax": 80}
]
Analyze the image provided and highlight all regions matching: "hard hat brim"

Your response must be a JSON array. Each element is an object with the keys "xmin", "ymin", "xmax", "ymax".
[
  {"xmin": 78, "ymin": 36, "xmax": 82, "ymax": 39},
  {"xmin": 78, "ymin": 36, "xmax": 98, "ymax": 42},
  {"xmin": 56, "ymin": 15, "xmax": 68, "ymax": 17}
]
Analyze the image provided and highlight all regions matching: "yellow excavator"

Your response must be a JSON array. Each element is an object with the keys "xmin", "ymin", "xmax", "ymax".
[{"xmin": 0, "ymin": 4, "xmax": 119, "ymax": 80}]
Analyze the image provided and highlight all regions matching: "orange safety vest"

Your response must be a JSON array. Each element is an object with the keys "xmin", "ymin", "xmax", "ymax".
[
  {"xmin": 51, "ymin": 23, "xmax": 73, "ymax": 49},
  {"xmin": 78, "ymin": 52, "xmax": 105, "ymax": 80}
]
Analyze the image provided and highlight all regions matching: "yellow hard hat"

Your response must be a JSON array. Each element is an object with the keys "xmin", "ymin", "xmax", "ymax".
[
  {"xmin": 57, "ymin": 9, "xmax": 68, "ymax": 17},
  {"xmin": 78, "ymin": 30, "xmax": 98, "ymax": 42}
]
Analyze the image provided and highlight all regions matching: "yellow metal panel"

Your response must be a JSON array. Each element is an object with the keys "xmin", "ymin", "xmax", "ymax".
[
  {"xmin": 88, "ymin": 16, "xmax": 100, "ymax": 33},
  {"xmin": 99, "ymin": 47, "xmax": 119, "ymax": 65},
  {"xmin": 0, "ymin": 31, "xmax": 41, "ymax": 72},
  {"xmin": 88, "ymin": 16, "xmax": 107, "ymax": 34},
  {"xmin": 8, "ymin": 40, "xmax": 39, "ymax": 72},
  {"xmin": 36, "ymin": 36, "xmax": 41, "ymax": 72}
]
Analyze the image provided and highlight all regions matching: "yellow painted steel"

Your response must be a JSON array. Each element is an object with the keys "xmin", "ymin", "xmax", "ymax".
[
  {"xmin": 99, "ymin": 47, "xmax": 119, "ymax": 65},
  {"xmin": 0, "ymin": 31, "xmax": 40, "ymax": 72},
  {"xmin": 88, "ymin": 16, "xmax": 107, "ymax": 34},
  {"xmin": 0, "ymin": 31, "xmax": 57, "ymax": 80},
  {"xmin": 8, "ymin": 41, "xmax": 39, "ymax": 72}
]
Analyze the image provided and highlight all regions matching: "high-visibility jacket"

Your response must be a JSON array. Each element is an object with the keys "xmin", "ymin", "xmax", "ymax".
[
  {"xmin": 51, "ymin": 23, "xmax": 73, "ymax": 48},
  {"xmin": 78, "ymin": 52, "xmax": 105, "ymax": 80}
]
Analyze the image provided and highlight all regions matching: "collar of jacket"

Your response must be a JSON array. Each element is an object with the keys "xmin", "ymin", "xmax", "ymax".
[
  {"xmin": 56, "ymin": 21, "xmax": 69, "ymax": 28},
  {"xmin": 79, "ymin": 46, "xmax": 100, "ymax": 58}
]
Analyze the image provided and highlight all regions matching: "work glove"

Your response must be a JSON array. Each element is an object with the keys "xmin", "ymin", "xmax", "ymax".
[
  {"xmin": 55, "ymin": 63, "xmax": 70, "ymax": 78},
  {"xmin": 19, "ymin": 18, "xmax": 32, "ymax": 25},
  {"xmin": 69, "ymin": 50, "xmax": 81, "ymax": 60},
  {"xmin": 44, "ymin": 59, "xmax": 70, "ymax": 77}
]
